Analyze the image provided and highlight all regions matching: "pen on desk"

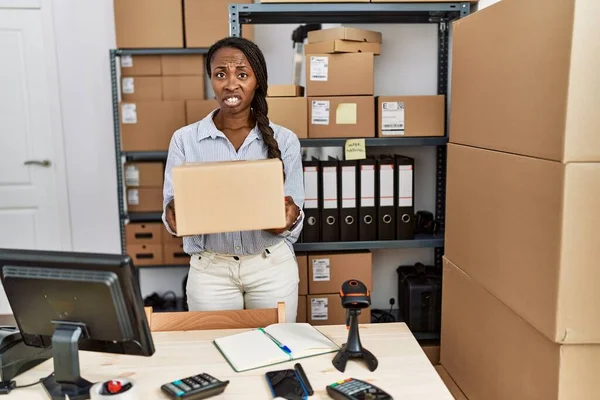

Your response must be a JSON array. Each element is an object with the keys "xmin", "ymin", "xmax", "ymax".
[
  {"xmin": 294, "ymin": 363, "xmax": 314, "ymax": 396},
  {"xmin": 258, "ymin": 328, "xmax": 292, "ymax": 354}
]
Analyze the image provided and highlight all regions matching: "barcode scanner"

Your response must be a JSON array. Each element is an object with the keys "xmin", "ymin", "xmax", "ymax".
[
  {"xmin": 340, "ymin": 280, "xmax": 371, "ymax": 310},
  {"xmin": 333, "ymin": 280, "xmax": 379, "ymax": 373}
]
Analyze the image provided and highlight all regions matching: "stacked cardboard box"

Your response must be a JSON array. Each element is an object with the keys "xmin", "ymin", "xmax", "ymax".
[
  {"xmin": 375, "ymin": 95, "xmax": 445, "ymax": 138},
  {"xmin": 119, "ymin": 55, "xmax": 204, "ymax": 152},
  {"xmin": 125, "ymin": 222, "xmax": 186, "ymax": 267},
  {"xmin": 125, "ymin": 222, "xmax": 164, "ymax": 266},
  {"xmin": 266, "ymin": 85, "xmax": 307, "ymax": 139},
  {"xmin": 305, "ymin": 27, "xmax": 379, "ymax": 138},
  {"xmin": 113, "ymin": 0, "xmax": 253, "ymax": 49},
  {"xmin": 305, "ymin": 252, "xmax": 372, "ymax": 325},
  {"xmin": 183, "ymin": 0, "xmax": 254, "ymax": 47},
  {"xmin": 441, "ymin": 0, "xmax": 600, "ymax": 398},
  {"xmin": 124, "ymin": 162, "xmax": 164, "ymax": 213}
]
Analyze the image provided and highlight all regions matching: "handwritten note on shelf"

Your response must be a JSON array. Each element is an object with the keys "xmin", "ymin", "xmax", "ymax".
[{"xmin": 345, "ymin": 139, "xmax": 366, "ymax": 160}]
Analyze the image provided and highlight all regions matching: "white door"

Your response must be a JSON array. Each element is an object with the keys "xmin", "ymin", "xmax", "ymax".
[{"xmin": 0, "ymin": 5, "xmax": 71, "ymax": 312}]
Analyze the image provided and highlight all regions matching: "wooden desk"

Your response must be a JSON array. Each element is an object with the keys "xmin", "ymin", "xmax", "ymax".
[{"xmin": 12, "ymin": 323, "xmax": 452, "ymax": 399}]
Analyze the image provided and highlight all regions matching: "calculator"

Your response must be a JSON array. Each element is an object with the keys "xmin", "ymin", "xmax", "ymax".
[
  {"xmin": 326, "ymin": 378, "xmax": 392, "ymax": 400},
  {"xmin": 160, "ymin": 372, "xmax": 229, "ymax": 399}
]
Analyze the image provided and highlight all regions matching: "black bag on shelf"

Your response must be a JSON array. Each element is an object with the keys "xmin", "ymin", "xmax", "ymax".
[{"xmin": 396, "ymin": 262, "xmax": 442, "ymax": 333}]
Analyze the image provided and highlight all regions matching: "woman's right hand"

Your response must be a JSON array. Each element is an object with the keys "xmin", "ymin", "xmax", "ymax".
[{"xmin": 166, "ymin": 199, "xmax": 177, "ymax": 233}]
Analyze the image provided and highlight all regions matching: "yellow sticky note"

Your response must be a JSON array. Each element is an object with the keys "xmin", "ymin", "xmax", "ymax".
[
  {"xmin": 336, "ymin": 103, "xmax": 357, "ymax": 125},
  {"xmin": 345, "ymin": 139, "xmax": 366, "ymax": 160}
]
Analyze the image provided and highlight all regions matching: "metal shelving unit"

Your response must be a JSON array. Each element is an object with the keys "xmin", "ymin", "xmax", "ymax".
[
  {"xmin": 228, "ymin": 2, "xmax": 470, "ymax": 270},
  {"xmin": 110, "ymin": 2, "xmax": 470, "ymax": 276}
]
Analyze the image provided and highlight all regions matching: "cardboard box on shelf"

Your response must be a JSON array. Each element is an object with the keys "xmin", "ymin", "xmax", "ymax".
[
  {"xmin": 307, "ymin": 294, "xmax": 370, "ymax": 325},
  {"xmin": 308, "ymin": 96, "xmax": 375, "ymax": 138},
  {"xmin": 450, "ymin": 0, "xmax": 600, "ymax": 162},
  {"xmin": 121, "ymin": 77, "xmax": 162, "ymax": 102},
  {"xmin": 441, "ymin": 258, "xmax": 600, "ymax": 400},
  {"xmin": 124, "ymin": 162, "xmax": 164, "ymax": 187},
  {"xmin": 126, "ymin": 244, "xmax": 164, "ymax": 266},
  {"xmin": 304, "ymin": 40, "xmax": 381, "ymax": 55},
  {"xmin": 185, "ymin": 100, "xmax": 219, "ymax": 124},
  {"xmin": 120, "ymin": 101, "xmax": 185, "ymax": 152},
  {"xmin": 377, "ymin": 95, "xmax": 445, "ymax": 137},
  {"xmin": 305, "ymin": 53, "xmax": 374, "ymax": 97},
  {"xmin": 162, "ymin": 76, "xmax": 205, "ymax": 101},
  {"xmin": 161, "ymin": 55, "xmax": 204, "ymax": 76},
  {"xmin": 172, "ymin": 159, "xmax": 286, "ymax": 236},
  {"xmin": 114, "ymin": 0, "xmax": 183, "ymax": 48},
  {"xmin": 125, "ymin": 222, "xmax": 163, "ymax": 245},
  {"xmin": 308, "ymin": 252, "xmax": 372, "ymax": 294},
  {"xmin": 184, "ymin": 0, "xmax": 254, "ymax": 48},
  {"xmin": 126, "ymin": 187, "xmax": 163, "ymax": 212},
  {"xmin": 446, "ymin": 143, "xmax": 600, "ymax": 343},
  {"xmin": 267, "ymin": 85, "xmax": 304, "ymax": 97},
  {"xmin": 163, "ymin": 243, "xmax": 188, "ymax": 265},
  {"xmin": 307, "ymin": 27, "xmax": 382, "ymax": 44},
  {"xmin": 119, "ymin": 55, "xmax": 162, "ymax": 76},
  {"xmin": 297, "ymin": 295, "xmax": 307, "ymax": 323},
  {"xmin": 267, "ymin": 97, "xmax": 308, "ymax": 138},
  {"xmin": 297, "ymin": 254, "xmax": 308, "ymax": 296}
]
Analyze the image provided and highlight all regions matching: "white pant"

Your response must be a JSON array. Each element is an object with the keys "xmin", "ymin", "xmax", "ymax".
[{"xmin": 186, "ymin": 240, "xmax": 299, "ymax": 323}]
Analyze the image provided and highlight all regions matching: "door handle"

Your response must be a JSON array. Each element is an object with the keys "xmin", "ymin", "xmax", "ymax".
[{"xmin": 24, "ymin": 160, "xmax": 52, "ymax": 167}]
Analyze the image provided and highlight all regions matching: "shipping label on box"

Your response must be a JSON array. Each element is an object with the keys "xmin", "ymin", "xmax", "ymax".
[
  {"xmin": 381, "ymin": 101, "xmax": 405, "ymax": 134},
  {"xmin": 311, "ymin": 297, "xmax": 329, "ymax": 321},
  {"xmin": 312, "ymin": 258, "xmax": 331, "ymax": 281}
]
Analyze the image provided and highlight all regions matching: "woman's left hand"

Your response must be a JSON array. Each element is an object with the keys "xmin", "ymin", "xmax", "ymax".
[{"xmin": 265, "ymin": 196, "xmax": 300, "ymax": 235}]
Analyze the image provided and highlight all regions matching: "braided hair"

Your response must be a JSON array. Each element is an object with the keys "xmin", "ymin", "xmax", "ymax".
[{"xmin": 206, "ymin": 37, "xmax": 282, "ymax": 162}]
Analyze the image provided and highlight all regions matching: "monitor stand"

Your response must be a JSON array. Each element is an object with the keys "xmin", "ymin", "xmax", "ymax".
[{"xmin": 42, "ymin": 322, "xmax": 93, "ymax": 400}]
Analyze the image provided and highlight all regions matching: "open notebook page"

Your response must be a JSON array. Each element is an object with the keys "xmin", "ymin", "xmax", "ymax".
[
  {"xmin": 264, "ymin": 323, "xmax": 339, "ymax": 357},
  {"xmin": 214, "ymin": 329, "xmax": 288, "ymax": 372}
]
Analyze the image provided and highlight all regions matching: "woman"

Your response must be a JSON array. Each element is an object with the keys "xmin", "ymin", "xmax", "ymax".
[{"xmin": 161, "ymin": 37, "xmax": 305, "ymax": 323}]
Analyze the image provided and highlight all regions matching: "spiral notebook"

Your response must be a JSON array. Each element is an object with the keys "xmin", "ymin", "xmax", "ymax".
[{"xmin": 213, "ymin": 323, "xmax": 339, "ymax": 372}]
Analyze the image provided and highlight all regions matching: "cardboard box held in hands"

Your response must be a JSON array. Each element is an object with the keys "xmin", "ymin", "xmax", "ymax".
[{"xmin": 172, "ymin": 159, "xmax": 287, "ymax": 236}]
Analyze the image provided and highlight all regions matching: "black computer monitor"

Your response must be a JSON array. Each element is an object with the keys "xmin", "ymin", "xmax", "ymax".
[{"xmin": 0, "ymin": 248, "xmax": 155, "ymax": 400}]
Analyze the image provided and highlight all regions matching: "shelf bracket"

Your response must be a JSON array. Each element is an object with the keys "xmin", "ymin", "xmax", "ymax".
[{"xmin": 229, "ymin": 4, "xmax": 242, "ymax": 37}]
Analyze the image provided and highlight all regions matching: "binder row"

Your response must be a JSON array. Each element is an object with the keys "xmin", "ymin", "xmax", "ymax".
[{"xmin": 300, "ymin": 154, "xmax": 415, "ymax": 243}]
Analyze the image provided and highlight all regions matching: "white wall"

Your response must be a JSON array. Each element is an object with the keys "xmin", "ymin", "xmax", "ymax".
[
  {"xmin": 50, "ymin": 0, "xmax": 502, "ymax": 310},
  {"xmin": 52, "ymin": 0, "xmax": 121, "ymax": 254}
]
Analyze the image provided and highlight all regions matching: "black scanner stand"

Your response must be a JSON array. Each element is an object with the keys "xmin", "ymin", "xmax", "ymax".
[
  {"xmin": 332, "ymin": 309, "xmax": 378, "ymax": 373},
  {"xmin": 333, "ymin": 280, "xmax": 379, "ymax": 373}
]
